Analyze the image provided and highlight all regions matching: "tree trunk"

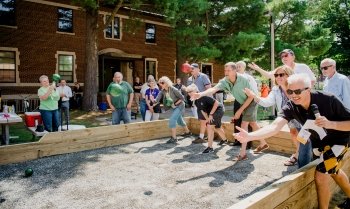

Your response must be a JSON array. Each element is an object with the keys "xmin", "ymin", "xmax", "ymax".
[{"xmin": 82, "ymin": 9, "xmax": 99, "ymax": 111}]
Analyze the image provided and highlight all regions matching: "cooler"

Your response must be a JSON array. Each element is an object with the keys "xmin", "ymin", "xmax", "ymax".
[{"xmin": 25, "ymin": 112, "xmax": 42, "ymax": 127}]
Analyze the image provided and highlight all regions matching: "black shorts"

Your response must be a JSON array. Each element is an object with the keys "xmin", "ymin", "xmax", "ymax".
[{"xmin": 198, "ymin": 108, "xmax": 224, "ymax": 128}]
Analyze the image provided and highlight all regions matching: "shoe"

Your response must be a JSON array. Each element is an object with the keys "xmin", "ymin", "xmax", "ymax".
[
  {"xmin": 338, "ymin": 198, "xmax": 350, "ymax": 209},
  {"xmin": 202, "ymin": 147, "xmax": 214, "ymax": 153},
  {"xmin": 166, "ymin": 137, "xmax": 178, "ymax": 144},
  {"xmin": 192, "ymin": 137, "xmax": 206, "ymax": 144},
  {"xmin": 218, "ymin": 139, "xmax": 228, "ymax": 146},
  {"xmin": 253, "ymin": 144, "xmax": 269, "ymax": 153},
  {"xmin": 284, "ymin": 155, "xmax": 298, "ymax": 166},
  {"xmin": 233, "ymin": 154, "xmax": 248, "ymax": 161},
  {"xmin": 231, "ymin": 140, "xmax": 241, "ymax": 146},
  {"xmin": 181, "ymin": 132, "xmax": 192, "ymax": 137}
]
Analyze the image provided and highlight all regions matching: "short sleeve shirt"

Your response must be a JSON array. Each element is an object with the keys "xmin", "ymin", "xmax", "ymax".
[
  {"xmin": 38, "ymin": 87, "xmax": 60, "ymax": 110},
  {"xmin": 215, "ymin": 74, "xmax": 251, "ymax": 104},
  {"xmin": 279, "ymin": 91, "xmax": 350, "ymax": 148},
  {"xmin": 187, "ymin": 73, "xmax": 211, "ymax": 92},
  {"xmin": 194, "ymin": 96, "xmax": 223, "ymax": 116},
  {"xmin": 106, "ymin": 81, "xmax": 134, "ymax": 109},
  {"xmin": 294, "ymin": 63, "xmax": 316, "ymax": 82}
]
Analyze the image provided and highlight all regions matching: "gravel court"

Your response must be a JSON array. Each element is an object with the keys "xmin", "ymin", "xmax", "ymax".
[{"xmin": 0, "ymin": 136, "xmax": 297, "ymax": 209}]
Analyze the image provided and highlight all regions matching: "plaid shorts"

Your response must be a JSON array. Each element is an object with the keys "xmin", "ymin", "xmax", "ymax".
[{"xmin": 315, "ymin": 144, "xmax": 348, "ymax": 174}]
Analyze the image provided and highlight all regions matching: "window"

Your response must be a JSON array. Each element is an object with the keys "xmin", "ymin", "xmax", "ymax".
[
  {"xmin": 0, "ymin": 0, "xmax": 16, "ymax": 26},
  {"xmin": 58, "ymin": 55, "xmax": 74, "ymax": 82},
  {"xmin": 0, "ymin": 50, "xmax": 16, "ymax": 83},
  {"xmin": 145, "ymin": 23, "xmax": 156, "ymax": 43},
  {"xmin": 145, "ymin": 59, "xmax": 157, "ymax": 82},
  {"xmin": 57, "ymin": 8, "xmax": 73, "ymax": 33},
  {"xmin": 105, "ymin": 15, "xmax": 120, "ymax": 39}
]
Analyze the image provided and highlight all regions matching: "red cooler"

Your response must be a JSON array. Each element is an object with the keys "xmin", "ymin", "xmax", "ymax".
[{"xmin": 25, "ymin": 112, "xmax": 42, "ymax": 127}]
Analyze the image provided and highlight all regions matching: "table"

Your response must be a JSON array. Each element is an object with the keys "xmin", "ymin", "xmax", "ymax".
[{"xmin": 0, "ymin": 113, "xmax": 23, "ymax": 145}]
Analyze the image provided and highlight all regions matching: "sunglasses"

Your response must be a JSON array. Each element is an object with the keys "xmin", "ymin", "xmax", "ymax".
[
  {"xmin": 274, "ymin": 73, "xmax": 286, "ymax": 78},
  {"xmin": 320, "ymin": 65, "xmax": 333, "ymax": 71},
  {"xmin": 280, "ymin": 54, "xmax": 289, "ymax": 58},
  {"xmin": 159, "ymin": 82, "xmax": 165, "ymax": 85},
  {"xmin": 286, "ymin": 87, "xmax": 309, "ymax": 95}
]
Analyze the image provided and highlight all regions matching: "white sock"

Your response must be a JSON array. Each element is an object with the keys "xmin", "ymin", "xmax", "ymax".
[{"xmin": 199, "ymin": 134, "xmax": 204, "ymax": 139}]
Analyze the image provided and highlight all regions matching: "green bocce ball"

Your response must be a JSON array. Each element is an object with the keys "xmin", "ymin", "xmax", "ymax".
[
  {"xmin": 109, "ymin": 83, "xmax": 124, "ymax": 97},
  {"xmin": 24, "ymin": 168, "xmax": 34, "ymax": 177},
  {"xmin": 164, "ymin": 96, "xmax": 173, "ymax": 107},
  {"xmin": 52, "ymin": 74, "xmax": 61, "ymax": 82}
]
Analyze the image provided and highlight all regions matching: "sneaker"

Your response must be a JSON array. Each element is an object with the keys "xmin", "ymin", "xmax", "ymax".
[
  {"xmin": 338, "ymin": 198, "xmax": 350, "ymax": 209},
  {"xmin": 218, "ymin": 139, "xmax": 228, "ymax": 146},
  {"xmin": 181, "ymin": 132, "xmax": 192, "ymax": 137},
  {"xmin": 202, "ymin": 147, "xmax": 214, "ymax": 153},
  {"xmin": 166, "ymin": 137, "xmax": 178, "ymax": 144},
  {"xmin": 192, "ymin": 137, "xmax": 207, "ymax": 144}
]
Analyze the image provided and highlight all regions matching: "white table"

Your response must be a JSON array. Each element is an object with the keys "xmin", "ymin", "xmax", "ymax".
[{"xmin": 0, "ymin": 113, "xmax": 23, "ymax": 145}]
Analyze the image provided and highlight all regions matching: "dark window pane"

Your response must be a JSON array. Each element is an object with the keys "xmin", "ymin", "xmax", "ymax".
[
  {"xmin": 0, "ymin": 50, "xmax": 16, "ymax": 83},
  {"xmin": 57, "ymin": 8, "xmax": 73, "ymax": 33},
  {"xmin": 113, "ymin": 17, "xmax": 120, "ymax": 39},
  {"xmin": 105, "ymin": 15, "xmax": 112, "ymax": 38},
  {"xmin": 145, "ymin": 23, "xmax": 156, "ymax": 43},
  {"xmin": 0, "ymin": 0, "xmax": 16, "ymax": 26}
]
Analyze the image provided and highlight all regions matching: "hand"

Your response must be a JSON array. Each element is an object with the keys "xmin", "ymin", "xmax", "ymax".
[
  {"xmin": 248, "ymin": 62, "xmax": 261, "ymax": 71},
  {"xmin": 208, "ymin": 114, "xmax": 214, "ymax": 123},
  {"xmin": 234, "ymin": 110, "xmax": 242, "ymax": 120},
  {"xmin": 243, "ymin": 88, "xmax": 255, "ymax": 98},
  {"xmin": 149, "ymin": 106, "xmax": 154, "ymax": 113},
  {"xmin": 110, "ymin": 105, "xmax": 116, "ymax": 111},
  {"xmin": 127, "ymin": 103, "xmax": 132, "ymax": 111},
  {"xmin": 48, "ymin": 86, "xmax": 55, "ymax": 92},
  {"xmin": 60, "ymin": 93, "xmax": 65, "ymax": 97},
  {"xmin": 190, "ymin": 93, "xmax": 201, "ymax": 101},
  {"xmin": 233, "ymin": 126, "xmax": 250, "ymax": 143},
  {"xmin": 171, "ymin": 103, "xmax": 176, "ymax": 109},
  {"xmin": 315, "ymin": 116, "xmax": 333, "ymax": 129}
]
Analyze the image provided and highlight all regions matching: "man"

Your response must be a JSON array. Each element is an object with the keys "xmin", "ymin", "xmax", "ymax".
[
  {"xmin": 106, "ymin": 72, "xmax": 134, "ymax": 125},
  {"xmin": 321, "ymin": 58, "xmax": 350, "ymax": 110},
  {"xmin": 191, "ymin": 62, "xmax": 268, "ymax": 161},
  {"xmin": 187, "ymin": 63, "xmax": 212, "ymax": 144},
  {"xmin": 235, "ymin": 61, "xmax": 268, "ymax": 152},
  {"xmin": 249, "ymin": 49, "xmax": 317, "ymax": 167},
  {"xmin": 133, "ymin": 77, "xmax": 143, "ymax": 113},
  {"xmin": 56, "ymin": 79, "xmax": 72, "ymax": 130},
  {"xmin": 234, "ymin": 74, "xmax": 350, "ymax": 209}
]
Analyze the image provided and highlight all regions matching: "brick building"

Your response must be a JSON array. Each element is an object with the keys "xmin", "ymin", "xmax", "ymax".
[{"xmin": 0, "ymin": 0, "xmax": 225, "ymax": 105}]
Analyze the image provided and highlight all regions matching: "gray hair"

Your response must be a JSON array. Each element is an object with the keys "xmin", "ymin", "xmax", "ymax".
[
  {"xmin": 114, "ymin": 72, "xmax": 123, "ymax": 79},
  {"xmin": 224, "ymin": 62, "xmax": 237, "ymax": 70},
  {"xmin": 320, "ymin": 58, "xmax": 336, "ymax": 68},
  {"xmin": 287, "ymin": 73, "xmax": 311, "ymax": 89},
  {"xmin": 236, "ymin": 61, "xmax": 247, "ymax": 72},
  {"xmin": 185, "ymin": 84, "xmax": 199, "ymax": 93},
  {"xmin": 39, "ymin": 75, "xmax": 49, "ymax": 82},
  {"xmin": 158, "ymin": 76, "xmax": 173, "ymax": 86}
]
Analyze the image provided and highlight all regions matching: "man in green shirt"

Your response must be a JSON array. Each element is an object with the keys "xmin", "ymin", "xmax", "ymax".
[
  {"xmin": 191, "ymin": 62, "xmax": 268, "ymax": 161},
  {"xmin": 106, "ymin": 72, "xmax": 134, "ymax": 125}
]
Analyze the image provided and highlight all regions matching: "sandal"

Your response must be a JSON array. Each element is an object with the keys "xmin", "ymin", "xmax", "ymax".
[
  {"xmin": 284, "ymin": 155, "xmax": 297, "ymax": 166},
  {"xmin": 233, "ymin": 154, "xmax": 248, "ymax": 161},
  {"xmin": 253, "ymin": 144, "xmax": 269, "ymax": 153}
]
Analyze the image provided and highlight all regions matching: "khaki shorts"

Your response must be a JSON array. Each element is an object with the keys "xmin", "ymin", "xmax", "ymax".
[{"xmin": 242, "ymin": 101, "xmax": 258, "ymax": 122}]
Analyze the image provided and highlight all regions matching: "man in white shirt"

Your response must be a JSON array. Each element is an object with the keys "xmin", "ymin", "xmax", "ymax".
[
  {"xmin": 321, "ymin": 58, "xmax": 350, "ymax": 110},
  {"xmin": 56, "ymin": 79, "xmax": 72, "ymax": 129}
]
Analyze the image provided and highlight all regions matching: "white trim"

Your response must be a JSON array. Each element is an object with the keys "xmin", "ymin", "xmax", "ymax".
[
  {"xmin": 0, "ymin": 25, "xmax": 17, "ymax": 29},
  {"xmin": 201, "ymin": 63, "xmax": 214, "ymax": 83},
  {"xmin": 0, "ymin": 83, "xmax": 84, "ymax": 87},
  {"xmin": 24, "ymin": 0, "xmax": 80, "ymax": 10},
  {"xmin": 145, "ymin": 58, "xmax": 158, "ymax": 82},
  {"xmin": 103, "ymin": 15, "xmax": 122, "ymax": 40},
  {"xmin": 55, "ymin": 51, "xmax": 77, "ymax": 82},
  {"xmin": 56, "ymin": 31, "xmax": 75, "ymax": 36},
  {"xmin": 0, "ymin": 47, "xmax": 20, "ymax": 84}
]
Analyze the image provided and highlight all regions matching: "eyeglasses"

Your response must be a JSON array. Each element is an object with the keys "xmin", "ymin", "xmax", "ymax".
[
  {"xmin": 159, "ymin": 82, "xmax": 164, "ymax": 85},
  {"xmin": 286, "ymin": 87, "xmax": 309, "ymax": 95},
  {"xmin": 274, "ymin": 73, "xmax": 286, "ymax": 78},
  {"xmin": 280, "ymin": 54, "xmax": 289, "ymax": 58},
  {"xmin": 320, "ymin": 65, "xmax": 333, "ymax": 71}
]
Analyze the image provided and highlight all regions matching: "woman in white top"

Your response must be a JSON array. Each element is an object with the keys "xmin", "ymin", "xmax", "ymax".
[{"xmin": 244, "ymin": 65, "xmax": 300, "ymax": 166}]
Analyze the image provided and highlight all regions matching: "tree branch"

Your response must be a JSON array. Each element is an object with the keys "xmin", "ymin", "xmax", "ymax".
[{"xmin": 103, "ymin": 0, "xmax": 124, "ymax": 29}]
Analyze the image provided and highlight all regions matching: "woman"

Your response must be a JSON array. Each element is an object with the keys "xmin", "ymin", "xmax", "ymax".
[
  {"xmin": 155, "ymin": 76, "xmax": 191, "ymax": 143},
  {"xmin": 244, "ymin": 65, "xmax": 300, "ymax": 166},
  {"xmin": 133, "ymin": 77, "xmax": 143, "ymax": 113},
  {"xmin": 186, "ymin": 84, "xmax": 227, "ymax": 153},
  {"xmin": 38, "ymin": 75, "xmax": 60, "ymax": 132},
  {"xmin": 145, "ymin": 79, "xmax": 161, "ymax": 121},
  {"xmin": 140, "ymin": 75, "xmax": 158, "ymax": 121}
]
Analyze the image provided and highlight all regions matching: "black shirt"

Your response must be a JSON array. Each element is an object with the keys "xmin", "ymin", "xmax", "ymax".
[
  {"xmin": 133, "ymin": 82, "xmax": 143, "ymax": 93},
  {"xmin": 194, "ymin": 96, "xmax": 223, "ymax": 116},
  {"xmin": 280, "ymin": 91, "xmax": 350, "ymax": 148}
]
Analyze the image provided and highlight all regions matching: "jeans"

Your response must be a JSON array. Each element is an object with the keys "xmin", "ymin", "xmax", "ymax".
[
  {"xmin": 140, "ymin": 99, "xmax": 147, "ymax": 121},
  {"xmin": 40, "ymin": 109, "xmax": 59, "ymax": 132},
  {"xmin": 168, "ymin": 105, "xmax": 186, "ymax": 129},
  {"xmin": 298, "ymin": 141, "xmax": 313, "ymax": 168},
  {"xmin": 112, "ymin": 108, "xmax": 131, "ymax": 125}
]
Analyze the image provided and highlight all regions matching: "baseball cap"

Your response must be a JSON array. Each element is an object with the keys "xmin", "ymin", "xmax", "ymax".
[
  {"xmin": 190, "ymin": 63, "xmax": 199, "ymax": 68},
  {"xmin": 279, "ymin": 49, "xmax": 294, "ymax": 56}
]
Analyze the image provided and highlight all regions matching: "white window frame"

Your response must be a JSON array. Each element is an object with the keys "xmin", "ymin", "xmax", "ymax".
[
  {"xmin": 144, "ymin": 58, "xmax": 158, "ymax": 82},
  {"xmin": 55, "ymin": 51, "xmax": 77, "ymax": 83},
  {"xmin": 104, "ymin": 15, "xmax": 122, "ymax": 40},
  {"xmin": 201, "ymin": 63, "xmax": 213, "ymax": 83},
  {"xmin": 0, "ymin": 47, "xmax": 20, "ymax": 85}
]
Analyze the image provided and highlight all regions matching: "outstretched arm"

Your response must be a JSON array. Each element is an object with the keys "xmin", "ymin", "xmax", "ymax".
[
  {"xmin": 190, "ymin": 87, "xmax": 219, "ymax": 100},
  {"xmin": 248, "ymin": 62, "xmax": 274, "ymax": 80}
]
